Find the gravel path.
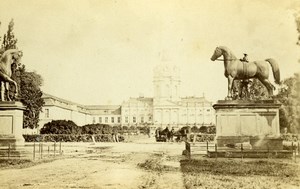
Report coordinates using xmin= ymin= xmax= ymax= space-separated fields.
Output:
xmin=0 ymin=140 xmax=186 ymax=189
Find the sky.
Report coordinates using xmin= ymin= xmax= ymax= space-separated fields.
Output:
xmin=0 ymin=0 xmax=299 ymax=105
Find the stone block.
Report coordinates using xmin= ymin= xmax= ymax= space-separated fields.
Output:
xmin=0 ymin=102 xmax=25 ymax=146
xmin=213 ymin=100 xmax=282 ymax=149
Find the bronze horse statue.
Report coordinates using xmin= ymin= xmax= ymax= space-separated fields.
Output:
xmin=0 ymin=49 xmax=22 ymax=101
xmin=210 ymin=46 xmax=280 ymax=100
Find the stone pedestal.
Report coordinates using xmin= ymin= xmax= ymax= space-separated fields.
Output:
xmin=0 ymin=102 xmax=25 ymax=148
xmin=213 ymin=100 xmax=282 ymax=150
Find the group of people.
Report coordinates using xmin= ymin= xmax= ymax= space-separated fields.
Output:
xmin=155 ymin=126 xmax=175 ymax=142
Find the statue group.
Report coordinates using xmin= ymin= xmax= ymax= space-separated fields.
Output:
xmin=210 ymin=46 xmax=284 ymax=152
xmin=210 ymin=46 xmax=280 ymax=100
xmin=0 ymin=49 xmax=22 ymax=101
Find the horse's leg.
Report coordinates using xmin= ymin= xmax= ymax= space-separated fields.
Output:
xmin=226 ymin=76 xmax=234 ymax=100
xmin=259 ymin=78 xmax=274 ymax=96
xmin=5 ymin=82 xmax=11 ymax=101
xmin=1 ymin=75 xmax=18 ymax=98
xmin=0 ymin=82 xmax=4 ymax=101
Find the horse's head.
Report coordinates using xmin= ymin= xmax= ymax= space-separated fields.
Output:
xmin=11 ymin=50 xmax=23 ymax=61
xmin=210 ymin=47 xmax=223 ymax=61
xmin=1 ymin=49 xmax=23 ymax=62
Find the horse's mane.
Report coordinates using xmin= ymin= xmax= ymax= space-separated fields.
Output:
xmin=218 ymin=46 xmax=237 ymax=59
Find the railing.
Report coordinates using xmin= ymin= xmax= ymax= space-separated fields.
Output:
xmin=0 ymin=142 xmax=63 ymax=160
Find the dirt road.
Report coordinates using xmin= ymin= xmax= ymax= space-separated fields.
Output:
xmin=0 ymin=139 xmax=187 ymax=189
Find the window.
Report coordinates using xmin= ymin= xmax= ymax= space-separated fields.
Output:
xmin=105 ymin=117 xmax=108 ymax=123
xmin=111 ymin=117 xmax=114 ymax=123
xmin=149 ymin=116 xmax=152 ymax=121
xmin=133 ymin=117 xmax=136 ymax=123
xmin=125 ymin=117 xmax=128 ymax=123
xmin=118 ymin=117 xmax=121 ymax=123
xmin=99 ymin=117 xmax=102 ymax=123
xmin=207 ymin=109 xmax=210 ymax=112
xmin=141 ymin=117 xmax=144 ymax=123
xmin=93 ymin=117 xmax=96 ymax=124
xmin=45 ymin=109 xmax=49 ymax=118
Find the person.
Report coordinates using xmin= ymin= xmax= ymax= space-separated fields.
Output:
xmin=240 ymin=53 xmax=249 ymax=63
xmin=146 ymin=127 xmax=151 ymax=138
xmin=155 ymin=127 xmax=160 ymax=141
xmin=112 ymin=129 xmax=119 ymax=142
xmin=170 ymin=127 xmax=175 ymax=142
xmin=163 ymin=126 xmax=170 ymax=142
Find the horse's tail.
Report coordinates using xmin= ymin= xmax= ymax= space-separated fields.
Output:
xmin=265 ymin=58 xmax=280 ymax=85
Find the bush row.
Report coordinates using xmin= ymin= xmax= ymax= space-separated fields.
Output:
xmin=281 ymin=134 xmax=299 ymax=142
xmin=23 ymin=134 xmax=125 ymax=142
xmin=39 ymin=120 xmax=149 ymax=135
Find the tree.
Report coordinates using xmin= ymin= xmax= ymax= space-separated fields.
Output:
xmin=295 ymin=11 xmax=300 ymax=46
xmin=1 ymin=19 xmax=17 ymax=52
xmin=275 ymin=74 xmax=300 ymax=133
xmin=0 ymin=19 xmax=44 ymax=129
xmin=15 ymin=66 xmax=45 ymax=129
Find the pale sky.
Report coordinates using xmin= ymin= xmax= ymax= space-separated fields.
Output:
xmin=0 ymin=0 xmax=299 ymax=105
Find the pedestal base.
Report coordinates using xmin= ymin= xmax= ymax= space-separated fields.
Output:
xmin=0 ymin=102 xmax=25 ymax=147
xmin=214 ymin=100 xmax=282 ymax=150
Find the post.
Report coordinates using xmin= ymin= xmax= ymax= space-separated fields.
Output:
xmin=206 ymin=141 xmax=209 ymax=154
xmin=8 ymin=144 xmax=11 ymax=159
xmin=33 ymin=141 xmax=36 ymax=160
xmin=292 ymin=142 xmax=294 ymax=161
xmin=59 ymin=141 xmax=62 ymax=155
xmin=54 ymin=141 xmax=56 ymax=157
xmin=241 ymin=143 xmax=243 ymax=161
xmin=267 ymin=144 xmax=270 ymax=159
xmin=215 ymin=144 xmax=217 ymax=160
xmin=38 ymin=142 xmax=41 ymax=159
xmin=298 ymin=142 xmax=300 ymax=155
xmin=48 ymin=145 xmax=50 ymax=155
xmin=41 ymin=142 xmax=43 ymax=159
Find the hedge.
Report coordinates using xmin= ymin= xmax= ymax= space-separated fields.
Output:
xmin=23 ymin=134 xmax=125 ymax=142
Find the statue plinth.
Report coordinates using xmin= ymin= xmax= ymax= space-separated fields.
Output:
xmin=0 ymin=101 xmax=25 ymax=147
xmin=213 ymin=100 xmax=283 ymax=150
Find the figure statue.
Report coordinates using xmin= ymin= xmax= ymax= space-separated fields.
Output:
xmin=240 ymin=53 xmax=249 ymax=63
xmin=210 ymin=46 xmax=280 ymax=100
xmin=0 ymin=49 xmax=22 ymax=101
xmin=239 ymin=53 xmax=250 ymax=99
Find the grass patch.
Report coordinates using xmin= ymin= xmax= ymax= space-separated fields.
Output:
xmin=138 ymin=154 xmax=179 ymax=172
xmin=0 ymin=158 xmax=61 ymax=170
xmin=180 ymin=159 xmax=298 ymax=177
xmin=180 ymin=159 xmax=300 ymax=189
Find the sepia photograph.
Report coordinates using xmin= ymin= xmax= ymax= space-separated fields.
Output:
xmin=0 ymin=0 xmax=299 ymax=188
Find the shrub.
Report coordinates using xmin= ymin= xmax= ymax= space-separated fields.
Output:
xmin=191 ymin=126 xmax=199 ymax=133
xmin=40 ymin=120 xmax=80 ymax=134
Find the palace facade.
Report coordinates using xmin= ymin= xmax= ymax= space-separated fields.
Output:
xmin=38 ymin=64 xmax=215 ymax=130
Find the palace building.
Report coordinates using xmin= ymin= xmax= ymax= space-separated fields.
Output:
xmin=38 ymin=64 xmax=215 ymax=130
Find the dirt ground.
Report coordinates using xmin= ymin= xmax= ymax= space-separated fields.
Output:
xmin=1 ymin=136 xmax=299 ymax=189
xmin=0 ymin=137 xmax=187 ymax=189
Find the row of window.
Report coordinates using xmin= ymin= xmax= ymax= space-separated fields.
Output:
xmin=95 ymin=117 xmax=121 ymax=124
xmin=124 ymin=116 xmax=152 ymax=123
xmin=94 ymin=116 xmax=153 ymax=124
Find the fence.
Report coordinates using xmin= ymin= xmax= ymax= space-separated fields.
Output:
xmin=0 ymin=141 xmax=63 ymax=160
xmin=185 ymin=141 xmax=300 ymax=161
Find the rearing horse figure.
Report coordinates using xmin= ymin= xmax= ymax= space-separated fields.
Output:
xmin=0 ymin=49 xmax=22 ymax=101
xmin=210 ymin=46 xmax=280 ymax=100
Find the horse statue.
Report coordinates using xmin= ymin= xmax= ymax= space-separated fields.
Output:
xmin=0 ymin=49 xmax=22 ymax=101
xmin=210 ymin=46 xmax=280 ymax=100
